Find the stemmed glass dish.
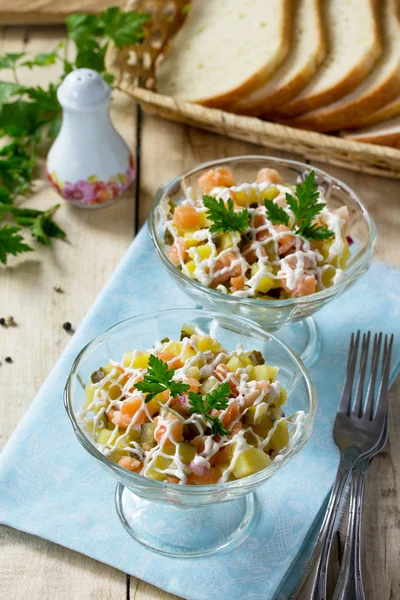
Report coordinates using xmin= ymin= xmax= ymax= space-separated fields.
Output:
xmin=149 ymin=156 xmax=376 ymax=365
xmin=65 ymin=308 xmax=317 ymax=556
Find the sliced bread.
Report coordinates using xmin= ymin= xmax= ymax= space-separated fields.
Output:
xmin=279 ymin=0 xmax=400 ymax=132
xmin=342 ymin=116 xmax=400 ymax=148
xmin=274 ymin=0 xmax=382 ymax=118
xmin=156 ymin=0 xmax=292 ymax=109
xmin=227 ymin=0 xmax=326 ymax=116
xmin=351 ymin=94 xmax=400 ymax=128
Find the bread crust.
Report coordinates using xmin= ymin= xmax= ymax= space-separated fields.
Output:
xmin=352 ymin=95 xmax=400 ymax=128
xmin=344 ymin=128 xmax=400 ymax=148
xmin=274 ymin=0 xmax=382 ymax=118
xmin=199 ymin=0 xmax=294 ymax=109
xmin=227 ymin=0 xmax=326 ymax=116
xmin=276 ymin=0 xmax=400 ymax=131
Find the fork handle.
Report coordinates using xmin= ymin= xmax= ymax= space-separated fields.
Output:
xmin=290 ymin=456 xmax=354 ymax=600
xmin=332 ymin=461 xmax=368 ymax=600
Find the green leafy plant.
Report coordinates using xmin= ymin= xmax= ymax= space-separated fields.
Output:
xmin=135 ymin=354 xmax=190 ymax=403
xmin=203 ymin=194 xmax=249 ymax=234
xmin=264 ymin=170 xmax=334 ymax=241
xmin=0 ymin=7 xmax=149 ymax=264
xmin=188 ymin=382 xmax=231 ymax=436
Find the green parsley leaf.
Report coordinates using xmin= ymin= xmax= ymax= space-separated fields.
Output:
xmin=188 ymin=382 xmax=231 ymax=437
xmin=0 ymin=142 xmax=34 ymax=196
xmin=0 ymin=81 xmax=24 ymax=106
xmin=203 ymin=195 xmax=249 ymax=234
xmin=264 ymin=199 xmax=289 ymax=227
xmin=0 ymin=225 xmax=33 ymax=264
xmin=135 ymin=354 xmax=190 ymax=403
xmin=296 ymin=222 xmax=334 ymax=241
xmin=0 ymin=186 xmax=13 ymax=205
xmin=285 ymin=171 xmax=325 ymax=225
xmin=21 ymin=51 xmax=57 ymax=69
xmin=100 ymin=8 xmax=150 ymax=48
xmin=0 ymin=53 xmax=25 ymax=70
xmin=0 ymin=204 xmax=67 ymax=246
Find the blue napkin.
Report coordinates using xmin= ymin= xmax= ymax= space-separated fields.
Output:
xmin=1 ymin=225 xmax=399 ymax=600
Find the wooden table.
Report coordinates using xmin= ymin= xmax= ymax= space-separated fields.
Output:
xmin=1 ymin=25 xmax=399 ymax=600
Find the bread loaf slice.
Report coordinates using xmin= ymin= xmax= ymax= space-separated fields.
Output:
xmin=352 ymin=95 xmax=400 ymax=128
xmin=278 ymin=0 xmax=400 ymax=132
xmin=342 ymin=116 xmax=400 ymax=148
xmin=228 ymin=0 xmax=326 ymax=116
xmin=274 ymin=0 xmax=382 ymax=118
xmin=156 ymin=0 xmax=292 ymax=109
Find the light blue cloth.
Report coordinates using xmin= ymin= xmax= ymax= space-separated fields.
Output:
xmin=1 ymin=225 xmax=399 ymax=600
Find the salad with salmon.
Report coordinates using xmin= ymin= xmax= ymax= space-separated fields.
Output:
xmin=82 ymin=326 xmax=305 ymax=484
xmin=161 ymin=167 xmax=351 ymax=299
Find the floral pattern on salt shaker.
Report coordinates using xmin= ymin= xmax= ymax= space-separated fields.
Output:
xmin=47 ymin=68 xmax=135 ymax=209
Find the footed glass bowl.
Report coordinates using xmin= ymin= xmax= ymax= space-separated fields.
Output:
xmin=149 ymin=156 xmax=376 ymax=365
xmin=65 ymin=309 xmax=317 ymax=556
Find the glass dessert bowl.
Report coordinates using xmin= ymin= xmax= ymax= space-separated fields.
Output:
xmin=149 ymin=156 xmax=376 ymax=365
xmin=65 ymin=308 xmax=317 ymax=556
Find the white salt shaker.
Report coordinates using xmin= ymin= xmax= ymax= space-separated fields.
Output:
xmin=47 ymin=68 xmax=135 ymax=209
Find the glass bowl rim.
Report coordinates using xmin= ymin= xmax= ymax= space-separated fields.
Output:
xmin=148 ymin=155 xmax=377 ymax=308
xmin=64 ymin=307 xmax=318 ymax=493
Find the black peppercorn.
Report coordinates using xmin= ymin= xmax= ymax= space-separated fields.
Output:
xmin=0 ymin=318 xmax=5 ymax=326
xmin=5 ymin=356 xmax=12 ymax=363
xmin=63 ymin=322 xmax=72 ymax=332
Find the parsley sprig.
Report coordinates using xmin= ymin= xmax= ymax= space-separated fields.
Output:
xmin=188 ymin=382 xmax=231 ymax=437
xmin=0 ymin=7 xmax=149 ymax=264
xmin=203 ymin=195 xmax=249 ymax=234
xmin=135 ymin=354 xmax=190 ymax=403
xmin=264 ymin=171 xmax=334 ymax=241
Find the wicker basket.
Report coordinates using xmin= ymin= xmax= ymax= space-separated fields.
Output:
xmin=106 ymin=0 xmax=400 ymax=180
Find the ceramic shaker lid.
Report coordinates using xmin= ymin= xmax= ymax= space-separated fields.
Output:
xmin=57 ymin=68 xmax=111 ymax=110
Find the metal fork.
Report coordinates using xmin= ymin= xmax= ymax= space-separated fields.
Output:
xmin=332 ymin=334 xmax=393 ymax=600
xmin=290 ymin=331 xmax=391 ymax=600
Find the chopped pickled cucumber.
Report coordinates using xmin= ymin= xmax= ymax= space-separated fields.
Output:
xmin=274 ymin=386 xmax=287 ymax=407
xmin=140 ymin=422 xmax=156 ymax=447
xmin=146 ymin=454 xmax=173 ymax=481
xmin=91 ymin=368 xmax=105 ymax=383
xmin=233 ymin=448 xmax=271 ymax=479
xmin=244 ymin=403 xmax=269 ymax=426
xmin=97 ymin=429 xmax=113 ymax=445
xmin=178 ymin=442 xmax=196 ymax=464
xmin=180 ymin=323 xmax=196 ymax=340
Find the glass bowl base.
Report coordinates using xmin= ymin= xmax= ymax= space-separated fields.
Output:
xmin=115 ymin=484 xmax=255 ymax=557
xmin=275 ymin=317 xmax=320 ymax=367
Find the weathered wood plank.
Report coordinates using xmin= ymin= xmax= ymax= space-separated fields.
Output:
xmin=0 ymin=25 xmax=134 ymax=600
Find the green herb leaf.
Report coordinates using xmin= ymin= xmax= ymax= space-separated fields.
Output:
xmin=0 ymin=142 xmax=34 ymax=196
xmin=0 ymin=186 xmax=13 ymax=205
xmin=188 ymin=382 xmax=231 ymax=437
xmin=0 ymin=53 xmax=25 ymax=70
xmin=0 ymin=81 xmax=25 ymax=105
xmin=0 ymin=225 xmax=33 ymax=264
xmin=264 ymin=199 xmax=289 ymax=227
xmin=285 ymin=171 xmax=325 ymax=226
xmin=100 ymin=8 xmax=150 ymax=48
xmin=203 ymin=195 xmax=249 ymax=234
xmin=21 ymin=51 xmax=57 ymax=69
xmin=296 ymin=222 xmax=334 ymax=241
xmin=135 ymin=354 xmax=190 ymax=403
xmin=29 ymin=204 xmax=67 ymax=246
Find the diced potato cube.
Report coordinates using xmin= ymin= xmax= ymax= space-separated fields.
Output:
xmin=180 ymin=323 xmax=196 ymax=339
xmin=189 ymin=243 xmax=213 ymax=261
xmin=186 ymin=366 xmax=200 ymax=379
xmin=133 ymin=353 xmax=151 ymax=369
xmin=166 ymin=341 xmax=182 ymax=356
xmin=263 ymin=420 xmax=289 ymax=453
xmin=184 ymin=260 xmax=196 ymax=276
xmin=146 ymin=454 xmax=173 ymax=481
xmin=181 ymin=346 xmax=196 ymax=363
xmin=220 ymin=233 xmax=234 ymax=250
xmin=233 ymin=448 xmax=271 ymax=479
xmin=200 ymin=375 xmax=218 ymax=395
xmin=84 ymin=384 xmax=97 ymax=408
xmin=322 ymin=265 xmax=336 ymax=288
xmin=184 ymin=232 xmax=200 ymax=247
xmin=244 ymin=403 xmax=269 ymax=426
xmin=198 ymin=211 xmax=210 ymax=228
xmin=97 ymin=429 xmax=113 ymax=445
xmin=250 ymin=263 xmax=275 ymax=293
xmin=177 ymin=441 xmax=196 ymax=464
xmin=197 ymin=336 xmax=221 ymax=353
xmin=123 ymin=352 xmax=134 ymax=367
xmin=261 ymin=186 xmax=279 ymax=201
xmin=227 ymin=355 xmax=242 ymax=372
xmin=275 ymin=386 xmax=287 ymax=407
xmin=251 ymin=364 xmax=279 ymax=382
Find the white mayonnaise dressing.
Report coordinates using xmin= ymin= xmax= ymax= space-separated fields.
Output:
xmin=81 ymin=335 xmax=308 ymax=485
xmin=162 ymin=177 xmax=349 ymax=299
